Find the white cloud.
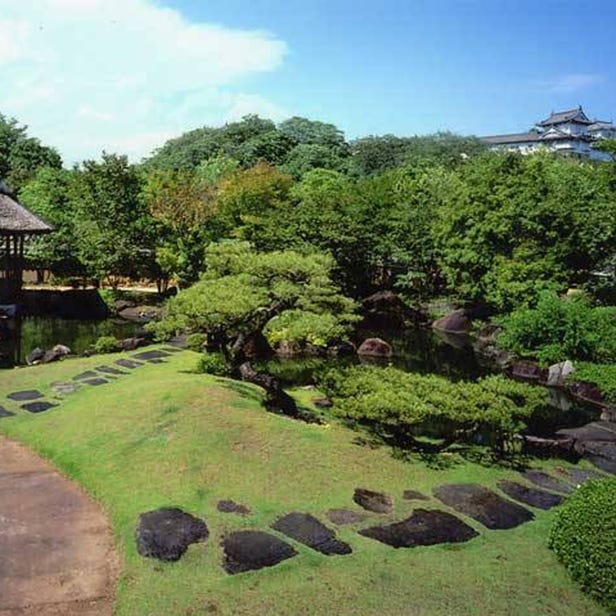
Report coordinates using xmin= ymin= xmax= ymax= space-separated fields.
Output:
xmin=542 ymin=73 xmax=605 ymax=94
xmin=0 ymin=0 xmax=289 ymax=163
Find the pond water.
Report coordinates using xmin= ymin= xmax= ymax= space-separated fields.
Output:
xmin=0 ymin=317 xmax=138 ymax=368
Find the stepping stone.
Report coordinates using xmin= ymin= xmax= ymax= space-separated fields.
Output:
xmin=217 ymin=500 xmax=251 ymax=515
xmin=403 ymin=490 xmax=429 ymax=501
xmin=7 ymin=390 xmax=44 ymax=401
xmin=147 ymin=358 xmax=167 ymax=364
xmin=73 ymin=371 xmax=99 ymax=381
xmin=434 ymin=484 xmax=534 ymax=530
xmin=326 ymin=508 xmax=367 ymax=526
xmin=51 ymin=381 xmax=80 ymax=395
xmin=163 ymin=346 xmax=183 ymax=353
xmin=222 ymin=530 xmax=297 ymax=574
xmin=497 ymin=480 xmax=564 ymax=510
xmin=96 ymin=365 xmax=126 ymax=376
xmin=132 ymin=350 xmax=171 ymax=361
xmin=115 ymin=359 xmax=143 ymax=369
xmin=353 ymin=488 xmax=393 ymax=514
xmin=520 ymin=471 xmax=575 ymax=494
xmin=555 ymin=468 xmax=605 ymax=484
xmin=82 ymin=378 xmax=108 ymax=386
xmin=136 ymin=507 xmax=208 ymax=562
xmin=586 ymin=451 xmax=616 ymax=475
xmin=21 ymin=401 xmax=58 ymax=414
xmin=0 ymin=406 xmax=15 ymax=418
xmin=271 ymin=512 xmax=352 ymax=556
xmin=359 ymin=509 xmax=479 ymax=548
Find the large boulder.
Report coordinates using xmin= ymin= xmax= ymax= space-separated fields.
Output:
xmin=121 ymin=337 xmax=146 ymax=351
xmin=136 ymin=507 xmax=208 ymax=562
xmin=357 ymin=338 xmax=393 ymax=358
xmin=547 ymin=360 xmax=575 ymax=387
xmin=432 ymin=309 xmax=471 ymax=334
xmin=26 ymin=347 xmax=45 ymax=365
xmin=361 ymin=290 xmax=425 ymax=330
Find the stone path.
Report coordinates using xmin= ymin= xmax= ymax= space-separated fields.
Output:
xmin=0 ymin=436 xmax=118 ymax=615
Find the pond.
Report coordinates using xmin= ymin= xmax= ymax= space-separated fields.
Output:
xmin=0 ymin=317 xmax=138 ymax=368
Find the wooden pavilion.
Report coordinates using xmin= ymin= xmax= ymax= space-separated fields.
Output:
xmin=0 ymin=183 xmax=52 ymax=304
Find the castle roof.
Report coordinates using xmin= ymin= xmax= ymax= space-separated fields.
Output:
xmin=538 ymin=106 xmax=593 ymax=127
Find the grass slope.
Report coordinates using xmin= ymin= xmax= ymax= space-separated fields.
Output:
xmin=0 ymin=350 xmax=607 ymax=616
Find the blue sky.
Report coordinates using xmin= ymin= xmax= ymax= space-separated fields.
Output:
xmin=1 ymin=0 xmax=615 ymax=163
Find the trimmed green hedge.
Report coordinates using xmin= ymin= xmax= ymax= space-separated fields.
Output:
xmin=548 ymin=477 xmax=616 ymax=612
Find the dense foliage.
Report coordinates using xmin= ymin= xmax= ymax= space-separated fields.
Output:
xmin=548 ymin=477 xmax=616 ymax=612
xmin=497 ymin=293 xmax=616 ymax=364
xmin=570 ymin=363 xmax=616 ymax=403
xmin=320 ymin=365 xmax=547 ymax=452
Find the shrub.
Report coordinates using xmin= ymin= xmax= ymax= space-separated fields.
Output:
xmin=196 ymin=353 xmax=229 ymax=376
xmin=319 ymin=365 xmax=547 ymax=451
xmin=93 ymin=335 xmax=121 ymax=354
xmin=497 ymin=292 xmax=616 ymax=364
xmin=187 ymin=333 xmax=207 ymax=352
xmin=548 ymin=477 xmax=616 ymax=612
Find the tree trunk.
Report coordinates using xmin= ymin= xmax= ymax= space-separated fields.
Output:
xmin=238 ymin=361 xmax=321 ymax=424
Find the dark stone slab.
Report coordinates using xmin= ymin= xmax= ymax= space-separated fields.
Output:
xmin=51 ymin=381 xmax=80 ymax=395
xmin=587 ymin=454 xmax=616 ymax=475
xmin=222 ymin=530 xmax=297 ymax=574
xmin=115 ymin=359 xmax=143 ymax=369
xmin=326 ymin=509 xmax=367 ymax=525
xmin=0 ymin=406 xmax=15 ymax=418
xmin=556 ymin=467 xmax=605 ymax=484
xmin=96 ymin=365 xmax=126 ymax=376
xmin=21 ymin=401 xmax=58 ymax=414
xmin=359 ymin=509 xmax=479 ymax=548
xmin=82 ymin=378 xmax=108 ymax=386
xmin=520 ymin=470 xmax=575 ymax=494
xmin=73 ymin=371 xmax=99 ymax=381
xmin=147 ymin=358 xmax=167 ymax=364
xmin=7 ymin=390 xmax=44 ymax=401
xmin=558 ymin=421 xmax=616 ymax=443
xmin=162 ymin=346 xmax=183 ymax=353
xmin=132 ymin=350 xmax=171 ymax=361
xmin=497 ymin=480 xmax=564 ymax=510
xmin=434 ymin=484 xmax=534 ymax=529
xmin=403 ymin=490 xmax=429 ymax=501
xmin=136 ymin=507 xmax=208 ymax=562
xmin=217 ymin=500 xmax=251 ymax=515
xmin=353 ymin=488 xmax=393 ymax=514
xmin=271 ymin=512 xmax=352 ymax=556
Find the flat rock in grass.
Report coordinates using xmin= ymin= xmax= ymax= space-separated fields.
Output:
xmin=326 ymin=509 xmax=367 ymax=525
xmin=403 ymin=490 xmax=429 ymax=501
xmin=96 ymin=365 xmax=126 ymax=376
xmin=21 ymin=401 xmax=58 ymax=414
xmin=147 ymin=358 xmax=167 ymax=364
xmin=51 ymin=381 xmax=80 ymax=395
xmin=556 ymin=467 xmax=605 ymax=484
xmin=136 ymin=507 xmax=208 ymax=562
xmin=520 ymin=471 xmax=575 ymax=494
xmin=0 ymin=406 xmax=15 ymax=418
xmin=434 ymin=484 xmax=534 ymax=529
xmin=132 ymin=350 xmax=171 ymax=361
xmin=353 ymin=488 xmax=393 ymax=514
xmin=7 ymin=390 xmax=44 ymax=401
xmin=83 ymin=378 xmax=108 ymax=386
xmin=271 ymin=512 xmax=352 ymax=556
xmin=359 ymin=509 xmax=479 ymax=548
xmin=163 ymin=346 xmax=183 ymax=353
xmin=217 ymin=500 xmax=251 ymax=515
xmin=587 ymin=453 xmax=616 ymax=475
xmin=115 ymin=358 xmax=143 ymax=369
xmin=222 ymin=530 xmax=297 ymax=574
xmin=73 ymin=370 xmax=99 ymax=381
xmin=497 ymin=480 xmax=564 ymax=510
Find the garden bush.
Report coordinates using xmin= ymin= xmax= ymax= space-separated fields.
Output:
xmin=319 ymin=365 xmax=547 ymax=451
xmin=186 ymin=333 xmax=207 ymax=352
xmin=196 ymin=352 xmax=229 ymax=376
xmin=93 ymin=335 xmax=122 ymax=354
xmin=497 ymin=292 xmax=616 ymax=364
xmin=569 ymin=362 xmax=616 ymax=403
xmin=548 ymin=477 xmax=616 ymax=612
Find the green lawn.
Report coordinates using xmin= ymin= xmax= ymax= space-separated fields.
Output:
xmin=0 ymin=349 xmax=607 ymax=616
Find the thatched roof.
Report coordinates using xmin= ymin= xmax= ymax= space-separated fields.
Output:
xmin=0 ymin=183 xmax=52 ymax=234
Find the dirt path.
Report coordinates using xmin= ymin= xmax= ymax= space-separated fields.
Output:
xmin=0 ymin=437 xmax=118 ymax=615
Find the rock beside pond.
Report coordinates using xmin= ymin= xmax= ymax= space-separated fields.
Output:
xmin=121 ymin=337 xmax=147 ymax=351
xmin=26 ymin=344 xmax=71 ymax=365
xmin=136 ymin=507 xmax=209 ymax=562
xmin=357 ymin=338 xmax=393 ymax=358
xmin=432 ymin=309 xmax=471 ymax=334
xmin=353 ymin=488 xmax=393 ymax=514
xmin=26 ymin=347 xmax=45 ymax=365
xmin=118 ymin=305 xmax=161 ymax=323
xmin=361 ymin=290 xmax=425 ymax=330
xmin=547 ymin=360 xmax=575 ymax=386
